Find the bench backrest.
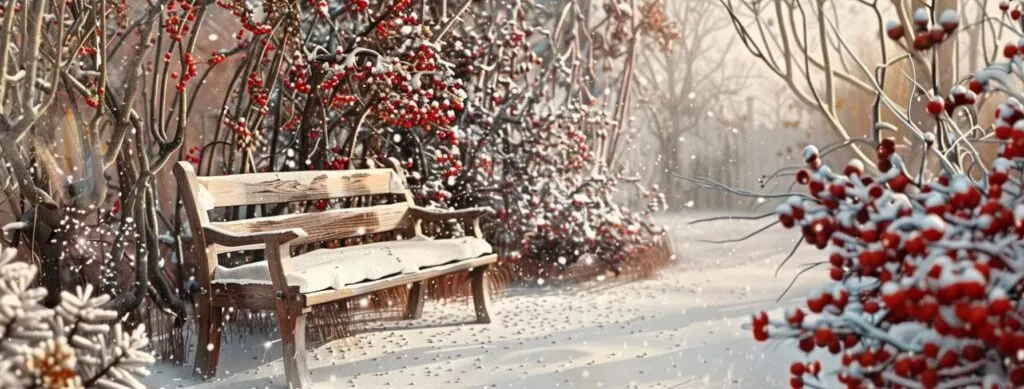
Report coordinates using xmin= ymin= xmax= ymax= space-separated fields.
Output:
xmin=188 ymin=167 xmax=411 ymax=209
xmin=173 ymin=162 xmax=416 ymax=278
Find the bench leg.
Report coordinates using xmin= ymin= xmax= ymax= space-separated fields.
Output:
xmin=405 ymin=281 xmax=426 ymax=319
xmin=193 ymin=298 xmax=223 ymax=379
xmin=470 ymin=265 xmax=492 ymax=324
xmin=277 ymin=305 xmax=312 ymax=389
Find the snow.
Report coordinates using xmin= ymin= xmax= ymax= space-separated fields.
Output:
xmin=144 ymin=212 xmax=832 ymax=388
xmin=938 ymin=10 xmax=958 ymax=25
xmin=912 ymin=8 xmax=929 ymax=24
xmin=215 ymin=237 xmax=493 ymax=293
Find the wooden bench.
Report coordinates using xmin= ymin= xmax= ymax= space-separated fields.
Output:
xmin=173 ymin=162 xmax=497 ymax=388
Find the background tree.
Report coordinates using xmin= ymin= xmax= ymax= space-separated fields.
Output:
xmin=633 ymin=0 xmax=754 ymax=208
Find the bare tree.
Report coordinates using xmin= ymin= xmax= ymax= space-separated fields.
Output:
xmin=719 ymin=0 xmax=973 ymax=169
xmin=634 ymin=0 xmax=752 ymax=207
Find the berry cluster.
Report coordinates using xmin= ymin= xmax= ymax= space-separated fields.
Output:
xmin=183 ymin=146 xmax=202 ymax=165
xmin=372 ymin=0 xmax=415 ymax=38
xmin=175 ymin=52 xmax=198 ymax=92
xmin=885 ymin=8 xmax=959 ymax=51
xmin=1001 ymin=1 xmax=1023 ymax=21
xmin=223 ymin=116 xmax=263 ymax=152
xmin=163 ymin=0 xmax=201 ymax=42
xmin=215 ymin=0 xmax=274 ymax=40
xmin=760 ymin=130 xmax=1024 ymax=389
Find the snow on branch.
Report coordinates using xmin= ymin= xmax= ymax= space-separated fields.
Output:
xmin=709 ymin=1 xmax=1024 ymax=388
xmin=0 ymin=247 xmax=154 ymax=388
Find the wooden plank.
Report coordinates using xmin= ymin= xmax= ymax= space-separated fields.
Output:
xmin=211 ymin=283 xmax=304 ymax=310
xmin=196 ymin=169 xmax=407 ymax=208
xmin=303 ymin=254 xmax=498 ymax=306
xmin=209 ymin=203 xmax=410 ymax=251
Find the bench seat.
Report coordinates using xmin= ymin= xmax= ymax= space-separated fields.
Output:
xmin=214 ymin=236 xmax=493 ymax=293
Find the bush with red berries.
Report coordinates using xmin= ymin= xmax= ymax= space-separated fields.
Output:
xmin=746 ymin=4 xmax=1024 ymax=389
xmin=757 ymin=89 xmax=1024 ymax=387
xmin=195 ymin=0 xmax=670 ymax=276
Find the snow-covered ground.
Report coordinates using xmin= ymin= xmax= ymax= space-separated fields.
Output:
xmin=146 ymin=212 xmax=829 ymax=388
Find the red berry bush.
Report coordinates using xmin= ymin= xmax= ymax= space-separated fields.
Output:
xmin=196 ymin=0 xmax=673 ymax=276
xmin=760 ymin=139 xmax=1024 ymax=388
xmin=745 ymin=4 xmax=1024 ymax=389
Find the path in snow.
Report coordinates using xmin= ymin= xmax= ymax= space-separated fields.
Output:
xmin=146 ymin=212 xmax=829 ymax=388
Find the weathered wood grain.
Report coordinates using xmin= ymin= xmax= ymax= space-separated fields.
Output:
xmin=209 ymin=203 xmax=410 ymax=251
xmin=303 ymin=254 xmax=498 ymax=306
xmin=195 ymin=169 xmax=407 ymax=209
xmin=211 ymin=283 xmax=303 ymax=311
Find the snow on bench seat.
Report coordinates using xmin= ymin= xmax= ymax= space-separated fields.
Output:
xmin=214 ymin=236 xmax=493 ymax=293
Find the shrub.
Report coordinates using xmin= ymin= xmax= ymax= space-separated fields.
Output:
xmin=0 ymin=247 xmax=154 ymax=388
xmin=197 ymin=0 xmax=671 ymax=277
xmin=746 ymin=4 xmax=1024 ymax=388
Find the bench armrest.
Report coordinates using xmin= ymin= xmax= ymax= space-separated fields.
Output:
xmin=205 ymin=225 xmax=305 ymax=299
xmin=203 ymin=225 xmax=307 ymax=248
xmin=408 ymin=206 xmax=493 ymax=238
xmin=407 ymin=206 xmax=494 ymax=222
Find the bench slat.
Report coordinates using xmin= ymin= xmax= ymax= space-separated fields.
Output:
xmin=211 ymin=284 xmax=302 ymax=310
xmin=196 ymin=169 xmax=407 ymax=209
xmin=303 ymin=254 xmax=498 ymax=306
xmin=209 ymin=255 xmax=497 ymax=309
xmin=209 ymin=203 xmax=410 ymax=252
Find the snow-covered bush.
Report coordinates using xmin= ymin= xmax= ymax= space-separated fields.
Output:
xmin=0 ymin=246 xmax=154 ymax=388
xmin=740 ymin=3 xmax=1024 ymax=388
xmin=195 ymin=0 xmax=671 ymax=276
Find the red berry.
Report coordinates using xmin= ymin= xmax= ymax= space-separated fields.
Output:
xmin=813 ymin=327 xmax=832 ymax=346
xmin=753 ymin=327 xmax=769 ymax=341
xmin=779 ymin=214 xmax=795 ymax=228
xmin=1005 ymin=44 xmax=1019 ymax=58
xmin=926 ymin=98 xmax=945 ymax=115
xmin=913 ymin=33 xmax=932 ymax=50
xmin=893 ymin=357 xmax=912 ymax=376
xmin=799 ymin=336 xmax=814 ymax=353
xmin=886 ymin=22 xmax=905 ymax=41
xmin=889 ymin=174 xmax=910 ymax=193
xmin=921 ymin=368 xmax=939 ymax=388
xmin=997 ymin=123 xmax=1013 ymax=139
xmin=991 ymin=295 xmax=1012 ymax=315
xmin=969 ymin=79 xmax=985 ymax=93
xmin=789 ymin=362 xmax=806 ymax=376
xmin=829 ymin=253 xmax=844 ymax=267
xmin=807 ymin=361 xmax=820 ymax=376
xmin=830 ymin=266 xmax=844 ymax=281
xmin=790 ymin=378 xmax=803 ymax=389
xmin=1011 ymin=367 xmax=1024 ymax=385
